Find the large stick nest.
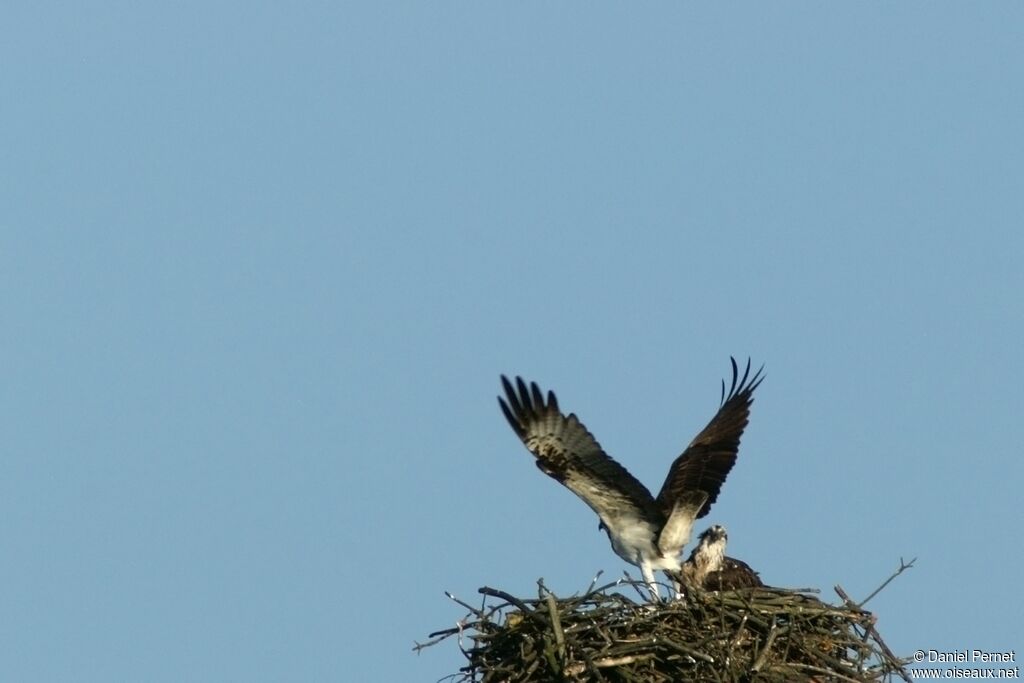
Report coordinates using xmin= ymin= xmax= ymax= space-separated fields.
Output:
xmin=419 ymin=578 xmax=910 ymax=682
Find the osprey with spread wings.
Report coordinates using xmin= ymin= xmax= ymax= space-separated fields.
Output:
xmin=498 ymin=358 xmax=763 ymax=600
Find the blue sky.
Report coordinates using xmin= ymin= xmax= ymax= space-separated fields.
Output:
xmin=2 ymin=3 xmax=1021 ymax=681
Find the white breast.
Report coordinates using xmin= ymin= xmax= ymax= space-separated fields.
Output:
xmin=603 ymin=514 xmax=681 ymax=571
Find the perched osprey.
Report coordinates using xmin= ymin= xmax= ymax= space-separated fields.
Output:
xmin=681 ymin=524 xmax=763 ymax=591
xmin=498 ymin=358 xmax=763 ymax=600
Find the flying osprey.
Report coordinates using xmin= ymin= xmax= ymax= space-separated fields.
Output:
xmin=681 ymin=524 xmax=763 ymax=591
xmin=498 ymin=357 xmax=763 ymax=600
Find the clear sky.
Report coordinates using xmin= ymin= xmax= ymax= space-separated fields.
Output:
xmin=2 ymin=3 xmax=1021 ymax=681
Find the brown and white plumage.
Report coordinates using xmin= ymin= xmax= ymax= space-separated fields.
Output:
xmin=498 ymin=358 xmax=763 ymax=600
xmin=682 ymin=524 xmax=763 ymax=591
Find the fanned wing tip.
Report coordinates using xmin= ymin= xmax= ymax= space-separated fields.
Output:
xmin=499 ymin=374 xmax=561 ymax=438
xmin=722 ymin=356 xmax=765 ymax=405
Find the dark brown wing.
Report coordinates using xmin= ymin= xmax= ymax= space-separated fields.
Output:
xmin=704 ymin=556 xmax=763 ymax=590
xmin=654 ymin=357 xmax=764 ymax=519
xmin=498 ymin=375 xmax=660 ymax=525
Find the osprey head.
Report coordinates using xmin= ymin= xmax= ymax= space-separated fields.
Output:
xmin=699 ymin=524 xmax=728 ymax=546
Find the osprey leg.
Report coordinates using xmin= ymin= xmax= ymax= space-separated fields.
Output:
xmin=640 ymin=560 xmax=662 ymax=601
xmin=671 ymin=574 xmax=685 ymax=601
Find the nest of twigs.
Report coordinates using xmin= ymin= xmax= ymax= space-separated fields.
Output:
xmin=418 ymin=576 xmax=910 ymax=682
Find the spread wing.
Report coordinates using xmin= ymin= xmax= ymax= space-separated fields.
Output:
xmin=655 ymin=357 xmax=764 ymax=519
xmin=498 ymin=375 xmax=660 ymax=527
